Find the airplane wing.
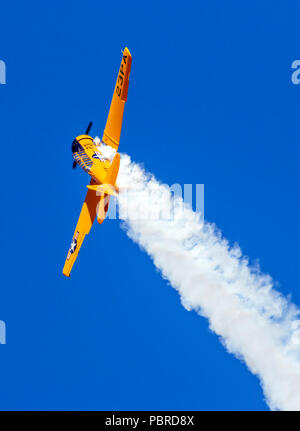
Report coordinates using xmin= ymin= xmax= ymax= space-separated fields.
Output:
xmin=102 ymin=47 xmax=132 ymax=150
xmin=63 ymin=185 xmax=99 ymax=277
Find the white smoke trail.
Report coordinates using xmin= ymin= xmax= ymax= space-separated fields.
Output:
xmin=94 ymin=137 xmax=116 ymax=161
xmin=116 ymin=153 xmax=300 ymax=411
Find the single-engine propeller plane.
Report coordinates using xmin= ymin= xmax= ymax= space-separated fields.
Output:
xmin=63 ymin=47 xmax=132 ymax=277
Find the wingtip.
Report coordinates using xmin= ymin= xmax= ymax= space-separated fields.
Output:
xmin=123 ymin=47 xmax=132 ymax=57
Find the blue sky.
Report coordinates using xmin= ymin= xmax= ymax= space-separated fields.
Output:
xmin=1 ymin=0 xmax=300 ymax=410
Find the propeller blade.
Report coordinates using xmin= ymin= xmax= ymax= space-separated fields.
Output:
xmin=85 ymin=121 xmax=93 ymax=135
xmin=72 ymin=161 xmax=77 ymax=169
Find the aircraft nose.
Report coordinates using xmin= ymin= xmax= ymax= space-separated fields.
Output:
xmin=72 ymin=139 xmax=79 ymax=153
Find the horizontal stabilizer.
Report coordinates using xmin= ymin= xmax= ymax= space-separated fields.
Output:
xmin=87 ymin=184 xmax=118 ymax=196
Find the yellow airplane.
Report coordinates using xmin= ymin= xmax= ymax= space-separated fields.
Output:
xmin=63 ymin=47 xmax=132 ymax=277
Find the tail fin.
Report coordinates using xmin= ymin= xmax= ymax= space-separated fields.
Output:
xmin=106 ymin=152 xmax=120 ymax=186
xmin=87 ymin=184 xmax=117 ymax=196
xmin=86 ymin=153 xmax=120 ymax=196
